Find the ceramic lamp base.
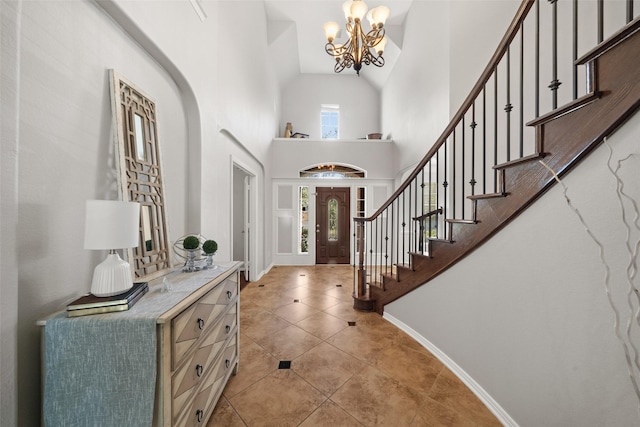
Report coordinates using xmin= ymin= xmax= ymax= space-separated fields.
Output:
xmin=90 ymin=252 xmax=134 ymax=297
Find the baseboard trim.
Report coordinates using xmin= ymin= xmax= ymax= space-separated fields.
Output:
xmin=253 ymin=263 xmax=274 ymax=282
xmin=383 ymin=313 xmax=518 ymax=427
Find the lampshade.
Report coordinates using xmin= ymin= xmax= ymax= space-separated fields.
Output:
xmin=84 ymin=200 xmax=140 ymax=250
xmin=324 ymin=21 xmax=340 ymax=42
xmin=371 ymin=6 xmax=389 ymax=26
xmin=350 ymin=0 xmax=368 ymax=21
xmin=375 ymin=36 xmax=387 ymax=55
xmin=84 ymin=200 xmax=140 ymax=297
xmin=342 ymin=1 xmax=352 ymax=21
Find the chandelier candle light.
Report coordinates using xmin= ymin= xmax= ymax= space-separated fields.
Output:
xmin=324 ymin=0 xmax=389 ymax=75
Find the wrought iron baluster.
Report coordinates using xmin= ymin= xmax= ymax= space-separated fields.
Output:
xmin=443 ymin=139 xmax=448 ymax=241
xmin=482 ymin=86 xmax=487 ymax=194
xmin=412 ymin=179 xmax=417 ymax=254
xmin=519 ymin=24 xmax=524 ymax=158
xmin=428 ymin=159 xmax=433 ymax=239
xmin=470 ymin=104 xmax=477 ymax=197
xmin=505 ymin=46 xmax=513 ymax=161
xmin=368 ymin=217 xmax=379 ymax=288
xmin=461 ymin=116 xmax=466 ymax=218
xmin=493 ymin=70 xmax=499 ymax=193
xmin=535 ymin=0 xmax=540 ymax=118
xmin=452 ymin=128 xmax=457 ymax=221
xmin=549 ymin=0 xmax=561 ymax=109
xmin=401 ymin=191 xmax=405 ymax=267
xmin=573 ymin=0 xmax=578 ymax=100
xmin=384 ymin=199 xmax=397 ymax=274
xmin=597 ymin=0 xmax=604 ymax=43
xmin=436 ymin=149 xmax=440 ymax=240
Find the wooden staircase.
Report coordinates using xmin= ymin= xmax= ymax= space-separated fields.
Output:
xmin=357 ymin=15 xmax=640 ymax=314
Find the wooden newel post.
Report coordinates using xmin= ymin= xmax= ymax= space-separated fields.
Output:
xmin=353 ymin=218 xmax=374 ymax=311
xmin=356 ymin=220 xmax=366 ymax=297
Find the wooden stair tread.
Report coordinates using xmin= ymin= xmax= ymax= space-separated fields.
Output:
xmin=428 ymin=238 xmax=454 ymax=244
xmin=445 ymin=219 xmax=477 ymax=225
xmin=527 ymin=92 xmax=600 ymax=126
xmin=468 ymin=192 xmax=508 ymax=200
xmin=494 ymin=152 xmax=546 ymax=170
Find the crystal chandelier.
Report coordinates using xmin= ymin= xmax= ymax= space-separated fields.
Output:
xmin=323 ymin=0 xmax=389 ymax=76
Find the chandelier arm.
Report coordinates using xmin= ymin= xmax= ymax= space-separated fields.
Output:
xmin=364 ymin=27 xmax=385 ymax=48
xmin=367 ymin=54 xmax=385 ymax=68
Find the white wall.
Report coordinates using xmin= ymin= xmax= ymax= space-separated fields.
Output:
xmin=271 ymin=138 xmax=395 ymax=180
xmin=110 ymin=0 xmax=278 ymax=271
xmin=448 ymin=0 xmax=520 ymax=115
xmin=1 ymin=2 xmax=20 ymax=424
xmin=386 ymin=111 xmax=640 ymax=426
xmin=281 ymin=74 xmax=380 ymax=140
xmin=1 ymin=0 xmax=279 ymax=425
xmin=381 ymin=0 xmax=451 ymax=175
xmin=8 ymin=3 xmax=188 ymax=425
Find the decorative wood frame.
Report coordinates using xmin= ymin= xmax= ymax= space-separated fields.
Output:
xmin=109 ymin=70 xmax=172 ymax=280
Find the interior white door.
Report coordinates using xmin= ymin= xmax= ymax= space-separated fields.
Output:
xmin=244 ymin=175 xmax=250 ymax=281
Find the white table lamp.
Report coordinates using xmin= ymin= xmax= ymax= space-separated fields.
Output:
xmin=84 ymin=200 xmax=140 ymax=297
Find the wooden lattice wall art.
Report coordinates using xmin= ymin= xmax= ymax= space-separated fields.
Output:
xmin=109 ymin=70 xmax=171 ymax=280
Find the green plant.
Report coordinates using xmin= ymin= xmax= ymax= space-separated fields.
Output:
xmin=202 ymin=239 xmax=218 ymax=254
xmin=183 ymin=235 xmax=200 ymax=250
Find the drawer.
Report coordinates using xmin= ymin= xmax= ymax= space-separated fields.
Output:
xmin=171 ymin=318 xmax=237 ymax=422
xmin=171 ymin=343 xmax=218 ymax=419
xmin=173 ymin=336 xmax=238 ymax=427
xmin=176 ymin=383 xmax=214 ymax=427
xmin=172 ymin=277 xmax=238 ymax=368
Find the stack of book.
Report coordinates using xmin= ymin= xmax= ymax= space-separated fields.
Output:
xmin=66 ymin=282 xmax=149 ymax=317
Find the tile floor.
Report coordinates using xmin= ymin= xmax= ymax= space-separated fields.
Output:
xmin=209 ymin=265 xmax=501 ymax=426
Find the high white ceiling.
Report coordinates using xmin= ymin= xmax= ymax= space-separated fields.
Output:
xmin=264 ymin=0 xmax=413 ymax=89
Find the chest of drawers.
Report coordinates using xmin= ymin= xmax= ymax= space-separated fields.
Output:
xmin=41 ymin=262 xmax=241 ymax=427
xmin=155 ymin=264 xmax=240 ymax=426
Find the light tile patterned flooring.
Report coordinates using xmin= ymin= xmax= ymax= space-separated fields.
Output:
xmin=209 ymin=265 xmax=501 ymax=426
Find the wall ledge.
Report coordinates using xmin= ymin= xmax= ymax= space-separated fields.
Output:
xmin=272 ymin=138 xmax=393 ymax=144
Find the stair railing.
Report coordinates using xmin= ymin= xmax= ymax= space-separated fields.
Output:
xmin=354 ymin=0 xmax=639 ymax=300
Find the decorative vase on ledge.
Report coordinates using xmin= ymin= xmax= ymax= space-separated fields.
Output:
xmin=184 ymin=249 xmax=198 ymax=272
xmin=205 ymin=253 xmax=214 ymax=269
xmin=202 ymin=239 xmax=218 ymax=270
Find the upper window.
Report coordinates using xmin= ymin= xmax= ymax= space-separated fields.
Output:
xmin=321 ymin=104 xmax=339 ymax=139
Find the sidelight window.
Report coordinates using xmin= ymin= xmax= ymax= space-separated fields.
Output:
xmin=299 ymin=186 xmax=309 ymax=253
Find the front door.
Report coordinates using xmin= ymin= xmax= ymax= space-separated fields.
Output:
xmin=316 ymin=187 xmax=350 ymax=264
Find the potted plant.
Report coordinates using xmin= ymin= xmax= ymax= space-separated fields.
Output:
xmin=182 ymin=235 xmax=200 ymax=272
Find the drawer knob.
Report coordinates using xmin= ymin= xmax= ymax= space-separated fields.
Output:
xmin=197 ymin=318 xmax=205 ymax=330
xmin=195 ymin=364 xmax=203 ymax=377
xmin=226 ymin=290 xmax=232 ymax=299
xmin=225 ymin=359 xmax=230 ymax=369
xmin=196 ymin=409 xmax=203 ymax=423
xmin=225 ymin=325 xmax=231 ymax=334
